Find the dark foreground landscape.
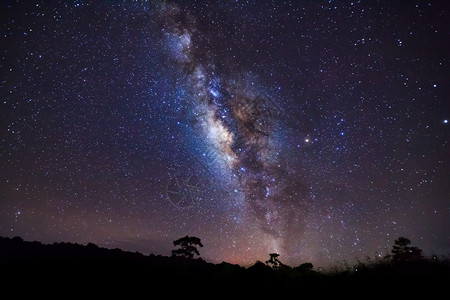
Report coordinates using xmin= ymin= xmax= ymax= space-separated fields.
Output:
xmin=1 ymin=236 xmax=449 ymax=296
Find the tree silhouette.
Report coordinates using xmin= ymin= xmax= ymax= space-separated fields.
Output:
xmin=295 ymin=262 xmax=314 ymax=274
xmin=391 ymin=237 xmax=423 ymax=262
xmin=171 ymin=236 xmax=203 ymax=259
xmin=265 ymin=253 xmax=282 ymax=269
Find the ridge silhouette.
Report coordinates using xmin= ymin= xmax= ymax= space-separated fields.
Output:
xmin=0 ymin=236 xmax=448 ymax=296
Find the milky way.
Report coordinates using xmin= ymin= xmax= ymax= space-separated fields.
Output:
xmin=159 ymin=2 xmax=310 ymax=257
xmin=1 ymin=1 xmax=448 ymax=267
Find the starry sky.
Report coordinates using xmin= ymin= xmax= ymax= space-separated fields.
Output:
xmin=1 ymin=1 xmax=449 ymax=267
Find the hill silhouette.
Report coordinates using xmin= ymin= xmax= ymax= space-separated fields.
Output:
xmin=1 ymin=236 xmax=448 ymax=296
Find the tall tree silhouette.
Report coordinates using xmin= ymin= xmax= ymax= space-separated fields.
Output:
xmin=391 ymin=237 xmax=423 ymax=262
xmin=171 ymin=236 xmax=203 ymax=259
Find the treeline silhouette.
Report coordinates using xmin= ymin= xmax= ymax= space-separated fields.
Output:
xmin=1 ymin=236 xmax=448 ymax=296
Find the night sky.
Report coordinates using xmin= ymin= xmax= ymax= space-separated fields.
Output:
xmin=1 ymin=1 xmax=449 ymax=267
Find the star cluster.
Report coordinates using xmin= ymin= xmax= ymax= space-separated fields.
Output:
xmin=1 ymin=1 xmax=449 ymax=267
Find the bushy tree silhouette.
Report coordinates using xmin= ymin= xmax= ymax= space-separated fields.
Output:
xmin=265 ymin=253 xmax=283 ymax=269
xmin=171 ymin=235 xmax=203 ymax=259
xmin=295 ymin=262 xmax=314 ymax=274
xmin=391 ymin=237 xmax=423 ymax=262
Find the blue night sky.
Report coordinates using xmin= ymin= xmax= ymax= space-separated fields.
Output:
xmin=1 ymin=1 xmax=449 ymax=267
